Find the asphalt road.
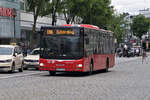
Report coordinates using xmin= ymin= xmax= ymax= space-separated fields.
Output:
xmin=0 ymin=56 xmax=150 ymax=100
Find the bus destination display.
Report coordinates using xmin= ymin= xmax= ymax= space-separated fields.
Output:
xmin=46 ymin=29 xmax=74 ymax=35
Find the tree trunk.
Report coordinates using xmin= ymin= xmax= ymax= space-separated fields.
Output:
xmin=52 ymin=14 xmax=56 ymax=26
xmin=30 ymin=14 xmax=38 ymax=49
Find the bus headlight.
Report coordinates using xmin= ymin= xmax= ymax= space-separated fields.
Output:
xmin=77 ymin=64 xmax=83 ymax=68
xmin=40 ymin=63 xmax=45 ymax=66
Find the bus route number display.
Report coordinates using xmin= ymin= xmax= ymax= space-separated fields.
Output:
xmin=47 ymin=30 xmax=54 ymax=35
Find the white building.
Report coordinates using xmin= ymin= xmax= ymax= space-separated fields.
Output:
xmin=139 ymin=8 xmax=150 ymax=18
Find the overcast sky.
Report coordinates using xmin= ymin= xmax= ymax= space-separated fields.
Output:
xmin=111 ymin=0 xmax=150 ymax=15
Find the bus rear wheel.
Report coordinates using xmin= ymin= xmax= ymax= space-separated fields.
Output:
xmin=88 ymin=63 xmax=93 ymax=75
xmin=49 ymin=71 xmax=56 ymax=76
xmin=105 ymin=59 xmax=109 ymax=72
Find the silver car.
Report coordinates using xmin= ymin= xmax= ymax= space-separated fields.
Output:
xmin=24 ymin=48 xmax=40 ymax=70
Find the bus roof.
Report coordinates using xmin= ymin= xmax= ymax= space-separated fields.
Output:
xmin=41 ymin=24 xmax=113 ymax=34
xmin=41 ymin=24 xmax=99 ymax=30
xmin=62 ymin=24 xmax=100 ymax=30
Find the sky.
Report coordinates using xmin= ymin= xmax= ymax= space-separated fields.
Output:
xmin=111 ymin=0 xmax=150 ymax=15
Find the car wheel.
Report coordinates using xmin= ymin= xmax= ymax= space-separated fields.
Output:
xmin=19 ymin=63 xmax=23 ymax=72
xmin=23 ymin=67 xmax=28 ymax=70
xmin=10 ymin=63 xmax=15 ymax=73
xmin=35 ymin=67 xmax=39 ymax=70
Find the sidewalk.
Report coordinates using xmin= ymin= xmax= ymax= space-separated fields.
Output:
xmin=115 ymin=57 xmax=140 ymax=65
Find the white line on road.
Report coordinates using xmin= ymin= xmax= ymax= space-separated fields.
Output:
xmin=0 ymin=72 xmax=46 ymax=79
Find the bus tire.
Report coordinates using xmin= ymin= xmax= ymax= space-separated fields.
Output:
xmin=89 ymin=62 xmax=93 ymax=75
xmin=105 ymin=58 xmax=109 ymax=72
xmin=49 ymin=71 xmax=56 ymax=76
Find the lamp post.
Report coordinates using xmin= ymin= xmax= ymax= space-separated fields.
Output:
xmin=12 ymin=8 xmax=17 ymax=43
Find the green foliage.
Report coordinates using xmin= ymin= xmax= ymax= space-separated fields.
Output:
xmin=61 ymin=0 xmax=83 ymax=24
xmin=41 ymin=0 xmax=63 ymax=25
xmin=108 ymin=14 xmax=127 ymax=43
xmin=131 ymin=15 xmax=150 ymax=38
xmin=26 ymin=0 xmax=49 ymax=48
xmin=78 ymin=0 xmax=113 ymax=28
xmin=61 ymin=0 xmax=113 ymax=26
xmin=25 ymin=0 xmax=115 ymax=46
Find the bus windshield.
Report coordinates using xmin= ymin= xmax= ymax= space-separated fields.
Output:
xmin=41 ymin=35 xmax=83 ymax=59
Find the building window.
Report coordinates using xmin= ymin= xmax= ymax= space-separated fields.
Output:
xmin=20 ymin=1 xmax=25 ymax=11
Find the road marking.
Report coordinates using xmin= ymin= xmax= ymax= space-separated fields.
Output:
xmin=0 ymin=72 xmax=45 ymax=79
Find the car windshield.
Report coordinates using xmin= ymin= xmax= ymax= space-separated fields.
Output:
xmin=30 ymin=50 xmax=40 ymax=55
xmin=0 ymin=47 xmax=13 ymax=55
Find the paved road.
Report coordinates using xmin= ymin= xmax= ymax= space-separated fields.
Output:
xmin=0 ymin=56 xmax=150 ymax=100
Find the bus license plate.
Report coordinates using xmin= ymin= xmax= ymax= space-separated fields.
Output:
xmin=56 ymin=68 xmax=65 ymax=71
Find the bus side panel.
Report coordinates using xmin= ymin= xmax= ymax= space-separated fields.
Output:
xmin=93 ymin=54 xmax=105 ymax=70
xmin=109 ymin=54 xmax=115 ymax=68
xmin=93 ymin=54 xmax=115 ymax=71
xmin=83 ymin=57 xmax=90 ymax=72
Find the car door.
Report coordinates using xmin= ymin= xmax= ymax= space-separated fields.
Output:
xmin=17 ymin=47 xmax=23 ymax=67
xmin=14 ymin=47 xmax=19 ymax=68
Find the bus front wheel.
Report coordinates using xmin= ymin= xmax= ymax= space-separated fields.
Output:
xmin=49 ymin=71 xmax=56 ymax=76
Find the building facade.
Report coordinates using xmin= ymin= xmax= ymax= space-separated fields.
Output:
xmin=0 ymin=0 xmax=67 ymax=46
xmin=0 ymin=0 xmax=20 ymax=44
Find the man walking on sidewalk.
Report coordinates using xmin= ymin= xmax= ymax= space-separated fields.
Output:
xmin=142 ymin=50 xmax=148 ymax=64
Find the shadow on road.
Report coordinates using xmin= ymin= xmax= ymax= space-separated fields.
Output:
xmin=39 ymin=70 xmax=113 ymax=77
xmin=0 ymin=71 xmax=17 ymax=74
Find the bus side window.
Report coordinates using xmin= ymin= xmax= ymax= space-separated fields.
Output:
xmin=85 ymin=38 xmax=89 ymax=44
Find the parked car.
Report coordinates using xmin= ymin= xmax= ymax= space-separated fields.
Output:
xmin=0 ymin=45 xmax=24 ymax=72
xmin=24 ymin=48 xmax=40 ymax=70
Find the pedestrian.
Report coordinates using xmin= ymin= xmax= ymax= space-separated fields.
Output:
xmin=142 ymin=49 xmax=148 ymax=64
xmin=27 ymin=48 xmax=31 ymax=54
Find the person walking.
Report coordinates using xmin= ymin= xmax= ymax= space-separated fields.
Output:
xmin=142 ymin=49 xmax=148 ymax=64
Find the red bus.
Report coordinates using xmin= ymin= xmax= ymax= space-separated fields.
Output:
xmin=39 ymin=24 xmax=115 ymax=75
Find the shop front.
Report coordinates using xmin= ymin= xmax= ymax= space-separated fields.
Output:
xmin=0 ymin=0 xmax=20 ymax=44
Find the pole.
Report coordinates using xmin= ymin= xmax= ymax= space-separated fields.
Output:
xmin=12 ymin=8 xmax=16 ymax=43
xmin=13 ymin=16 xmax=16 ymax=43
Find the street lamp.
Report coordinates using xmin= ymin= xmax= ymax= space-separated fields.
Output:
xmin=12 ymin=8 xmax=17 ymax=43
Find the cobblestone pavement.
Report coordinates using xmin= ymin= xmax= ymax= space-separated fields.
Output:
xmin=0 ymin=56 xmax=150 ymax=100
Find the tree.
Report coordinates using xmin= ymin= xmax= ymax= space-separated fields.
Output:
xmin=61 ymin=0 xmax=113 ymax=26
xmin=131 ymin=15 xmax=150 ymax=38
xmin=26 ymin=0 xmax=49 ymax=48
xmin=79 ymin=0 xmax=113 ymax=28
xmin=61 ymin=0 xmax=82 ymax=24
xmin=41 ymin=0 xmax=63 ymax=26
xmin=108 ymin=14 xmax=127 ymax=43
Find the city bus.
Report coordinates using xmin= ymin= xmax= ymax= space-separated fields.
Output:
xmin=39 ymin=24 xmax=115 ymax=75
